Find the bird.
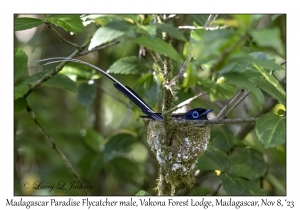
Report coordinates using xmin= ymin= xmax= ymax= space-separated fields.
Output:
xmin=37 ymin=57 xmax=212 ymax=121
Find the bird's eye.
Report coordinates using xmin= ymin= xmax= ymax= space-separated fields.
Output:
xmin=192 ymin=111 xmax=199 ymax=119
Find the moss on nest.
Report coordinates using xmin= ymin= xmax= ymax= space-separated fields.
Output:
xmin=147 ymin=120 xmax=211 ymax=187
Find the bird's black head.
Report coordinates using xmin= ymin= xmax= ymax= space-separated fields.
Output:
xmin=183 ymin=108 xmax=212 ymax=120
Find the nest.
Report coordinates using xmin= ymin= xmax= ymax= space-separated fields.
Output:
xmin=147 ymin=120 xmax=211 ymax=187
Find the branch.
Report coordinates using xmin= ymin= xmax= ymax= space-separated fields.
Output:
xmin=161 ymin=33 xmax=175 ymax=196
xmin=216 ymin=89 xmax=245 ymax=119
xmin=26 ymin=105 xmax=89 ymax=195
xmin=178 ymin=26 xmax=205 ymax=30
xmin=170 ymin=55 xmax=192 ymax=86
xmin=211 ymin=183 xmax=222 ymax=196
xmin=204 ymin=14 xmax=218 ymax=28
xmin=24 ymin=38 xmax=92 ymax=98
xmin=24 ymin=35 xmax=118 ymax=99
xmin=45 ymin=22 xmax=82 ymax=49
xmin=222 ymin=90 xmax=251 ymax=118
xmin=178 ymin=25 xmax=228 ymax=30
xmin=78 ymin=41 xmax=120 ymax=56
xmin=147 ymin=49 xmax=164 ymax=73
xmin=176 ymin=118 xmax=257 ymax=126
xmin=163 ymin=14 xmax=177 ymax=21
xmin=165 ymin=91 xmax=207 ymax=115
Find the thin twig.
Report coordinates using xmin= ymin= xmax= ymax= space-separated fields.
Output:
xmin=26 ymin=105 xmax=89 ymax=195
xmin=165 ymin=91 xmax=207 ymax=115
xmin=204 ymin=14 xmax=218 ymax=28
xmin=280 ymin=60 xmax=286 ymax=66
xmin=216 ymin=89 xmax=245 ymax=119
xmin=24 ymin=38 xmax=92 ymax=98
xmin=163 ymin=14 xmax=177 ymax=21
xmin=178 ymin=26 xmax=205 ymax=30
xmin=170 ymin=55 xmax=192 ymax=86
xmin=147 ymin=49 xmax=164 ymax=73
xmin=178 ymin=25 xmax=227 ymax=30
xmin=46 ymin=22 xmax=82 ymax=49
xmin=222 ymin=90 xmax=251 ymax=118
xmin=211 ymin=182 xmax=222 ymax=196
xmin=78 ymin=41 xmax=120 ymax=56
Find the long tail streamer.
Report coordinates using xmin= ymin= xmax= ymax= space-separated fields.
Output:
xmin=37 ymin=57 xmax=163 ymax=120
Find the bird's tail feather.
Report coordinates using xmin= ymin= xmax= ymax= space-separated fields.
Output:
xmin=113 ymin=83 xmax=152 ymax=113
xmin=36 ymin=57 xmax=163 ymax=120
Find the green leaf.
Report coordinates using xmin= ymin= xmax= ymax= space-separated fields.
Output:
xmin=14 ymin=84 xmax=29 ymax=99
xmin=60 ymin=64 xmax=93 ymax=80
xmin=221 ymin=52 xmax=283 ymax=78
xmin=106 ymin=157 xmax=140 ymax=182
xmin=223 ymin=72 xmax=264 ymax=110
xmin=84 ymin=128 xmax=104 ymax=153
xmin=248 ymin=52 xmax=283 ymax=71
xmin=89 ymin=21 xmax=134 ymax=50
xmin=139 ymin=25 xmax=157 ymax=38
xmin=14 ymin=48 xmax=28 ymax=82
xmin=197 ymin=79 xmax=237 ymax=102
xmin=85 ymin=15 xmax=120 ymax=25
xmin=23 ymin=71 xmax=77 ymax=93
xmin=182 ymin=63 xmax=198 ymax=88
xmin=219 ymin=59 xmax=260 ymax=78
xmin=266 ymin=173 xmax=286 ymax=195
xmin=136 ymin=190 xmax=151 ymax=196
xmin=209 ymin=128 xmax=239 ymax=152
xmin=135 ymin=73 xmax=153 ymax=86
xmin=192 ymin=15 xmax=210 ymax=26
xmin=228 ymin=164 xmax=260 ymax=180
xmin=134 ymin=74 xmax=161 ymax=108
xmin=14 ymin=98 xmax=27 ymax=114
xmin=108 ymin=56 xmax=150 ymax=74
xmin=14 ymin=17 xmax=44 ymax=31
xmin=45 ymin=74 xmax=77 ymax=93
xmin=255 ymin=79 xmax=286 ymax=107
xmin=254 ymin=64 xmax=286 ymax=97
xmin=251 ymin=51 xmax=274 ymax=61
xmin=135 ymin=37 xmax=183 ymax=62
xmin=255 ymin=113 xmax=286 ymax=148
xmin=228 ymin=148 xmax=267 ymax=178
xmin=221 ymin=173 xmax=266 ymax=195
xmin=46 ymin=15 xmax=84 ymax=34
xmin=104 ymin=133 xmax=136 ymax=162
xmin=190 ymin=29 xmax=236 ymax=60
xmin=233 ymin=15 xmax=252 ymax=27
xmin=156 ymin=24 xmax=187 ymax=41
xmin=251 ymin=27 xmax=284 ymax=55
xmin=145 ymin=79 xmax=161 ymax=108
xmin=77 ymin=154 xmax=103 ymax=178
xmin=77 ymin=82 xmax=96 ymax=107
xmin=197 ymin=146 xmax=228 ymax=171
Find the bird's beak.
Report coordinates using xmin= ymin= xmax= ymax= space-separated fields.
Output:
xmin=201 ymin=109 xmax=213 ymax=116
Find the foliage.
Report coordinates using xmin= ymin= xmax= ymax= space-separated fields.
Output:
xmin=14 ymin=14 xmax=286 ymax=196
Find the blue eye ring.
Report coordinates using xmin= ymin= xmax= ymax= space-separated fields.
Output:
xmin=192 ymin=111 xmax=199 ymax=119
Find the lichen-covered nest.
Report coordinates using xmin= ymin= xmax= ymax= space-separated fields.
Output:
xmin=147 ymin=120 xmax=211 ymax=187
